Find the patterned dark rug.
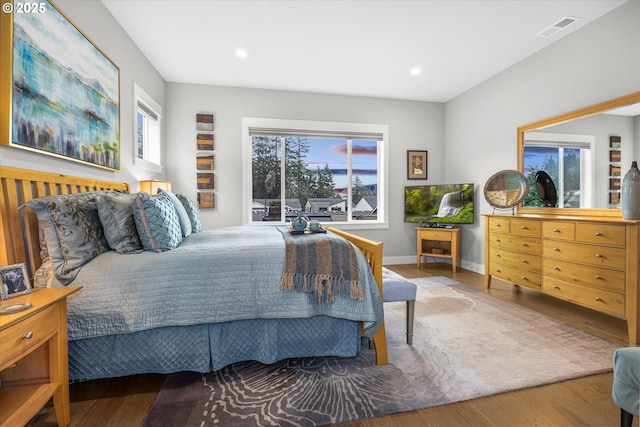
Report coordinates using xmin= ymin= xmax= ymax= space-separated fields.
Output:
xmin=143 ymin=276 xmax=618 ymax=427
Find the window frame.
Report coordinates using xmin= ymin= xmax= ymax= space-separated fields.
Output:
xmin=133 ymin=83 xmax=163 ymax=173
xmin=242 ymin=117 xmax=389 ymax=229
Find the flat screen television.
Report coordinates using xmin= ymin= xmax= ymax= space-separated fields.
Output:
xmin=404 ymin=183 xmax=475 ymax=224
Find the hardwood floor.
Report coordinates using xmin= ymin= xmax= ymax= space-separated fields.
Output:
xmin=31 ymin=264 xmax=637 ymax=427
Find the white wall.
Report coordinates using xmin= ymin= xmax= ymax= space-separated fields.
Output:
xmin=445 ymin=0 xmax=640 ymax=272
xmin=165 ymin=84 xmax=443 ymax=259
xmin=0 ymin=0 xmax=166 ymax=188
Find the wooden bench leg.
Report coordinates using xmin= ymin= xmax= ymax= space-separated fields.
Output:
xmin=406 ymin=300 xmax=415 ymax=345
xmin=621 ymin=408 xmax=634 ymax=427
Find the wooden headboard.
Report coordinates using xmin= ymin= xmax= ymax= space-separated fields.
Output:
xmin=0 ymin=166 xmax=129 ymax=279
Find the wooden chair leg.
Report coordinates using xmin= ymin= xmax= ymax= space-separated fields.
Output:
xmin=621 ymin=408 xmax=634 ymax=427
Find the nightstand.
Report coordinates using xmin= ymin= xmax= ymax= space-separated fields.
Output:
xmin=0 ymin=287 xmax=81 ymax=427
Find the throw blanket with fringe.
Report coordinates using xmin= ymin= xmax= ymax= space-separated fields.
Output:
xmin=279 ymin=228 xmax=364 ymax=303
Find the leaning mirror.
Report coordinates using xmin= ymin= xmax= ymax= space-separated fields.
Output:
xmin=517 ymin=91 xmax=640 ymax=215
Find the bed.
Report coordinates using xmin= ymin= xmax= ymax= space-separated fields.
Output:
xmin=0 ymin=166 xmax=387 ymax=380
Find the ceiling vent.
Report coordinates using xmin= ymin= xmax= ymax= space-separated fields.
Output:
xmin=536 ymin=16 xmax=580 ymax=38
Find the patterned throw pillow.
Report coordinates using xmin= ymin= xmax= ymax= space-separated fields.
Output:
xmin=33 ymin=258 xmax=54 ymax=288
xmin=132 ymin=192 xmax=182 ymax=252
xmin=96 ymin=192 xmax=143 ymax=254
xmin=158 ymin=189 xmax=192 ymax=237
xmin=176 ymin=193 xmax=203 ymax=233
xmin=25 ymin=192 xmax=110 ymax=285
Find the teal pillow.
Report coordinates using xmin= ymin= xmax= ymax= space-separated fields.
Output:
xmin=176 ymin=193 xmax=203 ymax=233
xmin=25 ymin=192 xmax=110 ymax=285
xmin=96 ymin=192 xmax=143 ymax=254
xmin=132 ymin=192 xmax=182 ymax=252
xmin=158 ymin=189 xmax=192 ymax=237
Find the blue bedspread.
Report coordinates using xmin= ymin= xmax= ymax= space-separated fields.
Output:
xmin=54 ymin=226 xmax=383 ymax=341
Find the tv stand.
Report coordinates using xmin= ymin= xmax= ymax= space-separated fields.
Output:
xmin=416 ymin=227 xmax=461 ymax=272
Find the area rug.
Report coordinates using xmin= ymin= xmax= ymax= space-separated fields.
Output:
xmin=143 ymin=277 xmax=619 ymax=427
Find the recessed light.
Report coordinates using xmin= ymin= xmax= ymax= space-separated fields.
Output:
xmin=410 ymin=67 xmax=421 ymax=76
xmin=235 ymin=49 xmax=248 ymax=59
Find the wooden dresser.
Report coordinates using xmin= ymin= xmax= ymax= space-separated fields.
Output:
xmin=483 ymin=213 xmax=640 ymax=344
xmin=0 ymin=287 xmax=81 ymax=427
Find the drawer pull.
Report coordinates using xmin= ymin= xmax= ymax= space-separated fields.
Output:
xmin=595 ymin=253 xmax=602 ymax=258
xmin=595 ymin=232 xmax=602 ymax=236
xmin=595 ymin=275 xmax=602 ymax=280
xmin=22 ymin=331 xmax=33 ymax=340
xmin=521 ymin=243 xmax=528 ymax=247
xmin=553 ymin=266 xmax=560 ymax=271
xmin=521 ymin=276 xmax=527 ymax=280
xmin=553 ymin=285 xmax=560 ymax=290
xmin=496 ymin=224 xmax=501 ymax=227
xmin=553 ymin=229 xmax=560 ymax=233
xmin=495 ymin=269 xmax=501 ymax=273
xmin=594 ymin=297 xmax=602 ymax=302
xmin=553 ymin=247 xmax=559 ymax=252
xmin=496 ymin=254 xmax=501 ymax=258
xmin=495 ymin=239 xmax=501 ymax=243
xmin=521 ymin=226 xmax=527 ymax=230
xmin=521 ymin=260 xmax=527 ymax=264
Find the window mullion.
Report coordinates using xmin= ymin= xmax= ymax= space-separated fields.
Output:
xmin=346 ymin=139 xmax=353 ymax=223
xmin=280 ymin=136 xmax=286 ymax=223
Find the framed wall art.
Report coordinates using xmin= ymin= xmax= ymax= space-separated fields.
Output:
xmin=196 ymin=133 xmax=214 ymax=150
xmin=196 ymin=154 xmax=214 ymax=171
xmin=1 ymin=0 xmax=121 ymax=170
xmin=195 ymin=112 xmax=215 ymax=208
xmin=407 ymin=150 xmax=428 ymax=180
xmin=608 ymin=136 xmax=622 ymax=207
xmin=196 ymin=114 xmax=214 ymax=131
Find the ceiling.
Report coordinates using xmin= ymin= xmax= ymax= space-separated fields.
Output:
xmin=102 ymin=0 xmax=627 ymax=103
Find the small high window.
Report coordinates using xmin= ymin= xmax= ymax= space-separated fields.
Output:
xmin=133 ymin=83 xmax=163 ymax=173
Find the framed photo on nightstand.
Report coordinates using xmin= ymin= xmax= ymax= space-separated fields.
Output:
xmin=1 ymin=263 xmax=31 ymax=300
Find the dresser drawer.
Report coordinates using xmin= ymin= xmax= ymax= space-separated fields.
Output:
xmin=542 ymin=221 xmax=575 ymax=241
xmin=488 ymin=217 xmax=510 ymax=234
xmin=419 ymin=229 xmax=452 ymax=241
xmin=490 ymin=232 xmax=541 ymax=254
xmin=543 ymin=240 xmax=626 ymax=270
xmin=542 ymin=258 xmax=625 ymax=292
xmin=576 ymin=223 xmax=625 ymax=246
xmin=489 ymin=247 xmax=541 ymax=273
xmin=542 ymin=276 xmax=625 ymax=317
xmin=0 ymin=305 xmax=58 ymax=368
xmin=490 ymin=262 xmax=541 ymax=289
xmin=510 ymin=219 xmax=541 ymax=237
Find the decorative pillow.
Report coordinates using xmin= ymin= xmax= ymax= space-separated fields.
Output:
xmin=96 ymin=192 xmax=143 ymax=254
xmin=38 ymin=222 xmax=49 ymax=262
xmin=158 ymin=189 xmax=192 ymax=237
xmin=176 ymin=193 xmax=203 ymax=233
xmin=132 ymin=192 xmax=182 ymax=252
xmin=33 ymin=258 xmax=54 ymax=288
xmin=25 ymin=192 xmax=110 ymax=285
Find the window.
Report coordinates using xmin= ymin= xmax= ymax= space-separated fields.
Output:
xmin=242 ymin=118 xmax=388 ymax=227
xmin=523 ymin=132 xmax=593 ymax=208
xmin=133 ymin=83 xmax=163 ymax=173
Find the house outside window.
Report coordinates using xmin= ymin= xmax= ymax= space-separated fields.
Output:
xmin=133 ymin=83 xmax=163 ymax=173
xmin=242 ymin=118 xmax=388 ymax=228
